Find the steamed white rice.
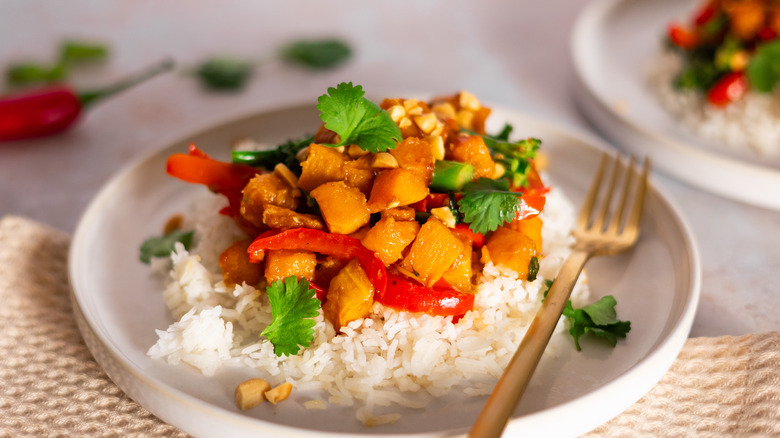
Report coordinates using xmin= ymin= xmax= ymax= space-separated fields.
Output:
xmin=147 ymin=183 xmax=588 ymax=424
xmin=647 ymin=49 xmax=780 ymax=156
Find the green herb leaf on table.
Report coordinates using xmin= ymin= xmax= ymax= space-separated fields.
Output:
xmin=231 ymin=135 xmax=314 ymax=176
xmin=316 ymin=82 xmax=402 ymax=153
xmin=5 ymin=40 xmax=109 ymax=86
xmin=261 ymin=276 xmax=321 ymax=357
xmin=195 ymin=57 xmax=254 ymax=91
xmin=562 ymin=295 xmax=631 ymax=351
xmin=280 ymin=38 xmax=352 ymax=70
xmin=747 ymin=40 xmax=780 ymax=93
xmin=139 ymin=229 xmax=194 ymax=264
xmin=59 ymin=40 xmax=110 ymax=64
xmin=457 ymin=178 xmax=522 ymax=234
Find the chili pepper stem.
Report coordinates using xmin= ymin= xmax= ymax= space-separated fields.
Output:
xmin=78 ymin=57 xmax=174 ymax=107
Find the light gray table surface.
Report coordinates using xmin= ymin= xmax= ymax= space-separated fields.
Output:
xmin=1 ymin=0 xmax=778 ymax=338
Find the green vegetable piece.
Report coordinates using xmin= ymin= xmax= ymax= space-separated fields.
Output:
xmin=139 ymin=229 xmax=194 ymax=264
xmin=195 ymin=57 xmax=254 ymax=91
xmin=316 ymin=82 xmax=402 ymax=153
xmin=747 ymin=40 xmax=780 ymax=93
xmin=280 ymin=38 xmax=352 ymax=70
xmin=457 ymin=178 xmax=522 ymax=234
xmin=59 ymin=40 xmax=110 ymax=63
xmin=494 ymin=123 xmax=513 ymax=141
xmin=5 ymin=62 xmax=66 ymax=86
xmin=527 ymin=256 xmax=539 ymax=282
xmin=562 ymin=295 xmax=631 ymax=351
xmin=430 ymin=160 xmax=475 ymax=191
xmin=231 ymin=135 xmax=313 ymax=176
xmin=261 ymin=276 xmax=321 ymax=357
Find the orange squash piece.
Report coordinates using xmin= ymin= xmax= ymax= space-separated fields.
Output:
xmin=297 ymin=144 xmax=348 ymax=192
xmin=310 ymin=181 xmax=370 ymax=234
xmin=399 ymin=217 xmax=463 ymax=287
xmin=366 ymin=168 xmax=429 ymax=213
xmin=361 ymin=217 xmax=420 ymax=266
xmin=240 ymin=173 xmax=299 ymax=228
xmin=506 ymin=216 xmax=543 ymax=253
xmin=264 ymin=249 xmax=317 ymax=284
xmin=262 ymin=204 xmax=325 ymax=230
xmin=322 ymin=259 xmax=375 ymax=330
xmin=441 ymin=234 xmax=473 ymax=293
xmin=390 ymin=137 xmax=435 ymax=185
xmin=447 ymin=134 xmax=496 ymax=179
xmin=219 ymin=239 xmax=264 ymax=287
xmin=342 ymin=154 xmax=375 ymax=195
xmin=484 ymin=226 xmax=538 ymax=279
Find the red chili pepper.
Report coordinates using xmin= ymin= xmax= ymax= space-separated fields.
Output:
xmin=0 ymin=58 xmax=173 ymax=142
xmin=668 ymin=23 xmax=700 ymax=50
xmin=707 ymin=71 xmax=748 ymax=107
xmin=451 ymin=223 xmax=485 ymax=248
xmin=693 ymin=3 xmax=716 ymax=25
xmin=166 ymin=144 xmax=261 ymax=217
xmin=247 ymin=228 xmax=388 ymax=298
xmin=376 ymin=274 xmax=474 ymax=316
xmin=758 ymin=26 xmax=777 ymax=41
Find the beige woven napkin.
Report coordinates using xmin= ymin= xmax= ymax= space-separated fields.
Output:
xmin=1 ymin=215 xmax=778 ymax=437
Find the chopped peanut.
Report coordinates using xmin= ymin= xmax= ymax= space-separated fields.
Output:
xmin=265 ymin=382 xmax=293 ymax=404
xmin=234 ymin=378 xmax=271 ymax=411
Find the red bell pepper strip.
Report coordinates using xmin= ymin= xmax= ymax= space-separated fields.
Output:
xmin=668 ymin=23 xmax=700 ymax=50
xmin=693 ymin=3 xmax=717 ymax=26
xmin=247 ymin=228 xmax=388 ymax=298
xmin=376 ymin=274 xmax=474 ymax=317
xmin=411 ymin=193 xmax=450 ymax=212
xmin=707 ymin=71 xmax=748 ymax=107
xmin=516 ymin=193 xmax=546 ymax=221
xmin=0 ymin=58 xmax=173 ymax=142
xmin=166 ymin=144 xmax=260 ymax=217
xmin=451 ymin=223 xmax=485 ymax=248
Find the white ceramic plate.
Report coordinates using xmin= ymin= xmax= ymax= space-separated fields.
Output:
xmin=572 ymin=0 xmax=780 ymax=210
xmin=69 ymin=102 xmax=700 ymax=438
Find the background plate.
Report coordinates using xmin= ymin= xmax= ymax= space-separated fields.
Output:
xmin=69 ymin=102 xmax=700 ymax=437
xmin=572 ymin=0 xmax=780 ymax=210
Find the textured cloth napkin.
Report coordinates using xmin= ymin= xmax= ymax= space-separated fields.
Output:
xmin=1 ymin=215 xmax=778 ymax=437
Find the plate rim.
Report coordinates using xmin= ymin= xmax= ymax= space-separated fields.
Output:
xmin=570 ymin=0 xmax=780 ymax=210
xmin=68 ymin=101 xmax=701 ymax=438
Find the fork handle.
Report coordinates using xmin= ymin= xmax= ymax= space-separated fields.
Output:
xmin=468 ymin=248 xmax=590 ymax=438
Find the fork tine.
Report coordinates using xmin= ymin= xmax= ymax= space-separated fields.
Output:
xmin=607 ymin=155 xmax=635 ymax=234
xmin=577 ymin=153 xmax=609 ymax=230
xmin=626 ymin=157 xmax=650 ymax=230
xmin=591 ymin=154 xmax=622 ymax=232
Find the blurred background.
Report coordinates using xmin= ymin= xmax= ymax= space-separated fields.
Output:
xmin=1 ymin=0 xmax=778 ymax=338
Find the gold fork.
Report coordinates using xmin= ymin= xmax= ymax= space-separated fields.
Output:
xmin=468 ymin=152 xmax=650 ymax=438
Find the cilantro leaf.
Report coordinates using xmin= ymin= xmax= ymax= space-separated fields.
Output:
xmin=139 ymin=229 xmax=194 ymax=264
xmin=457 ymin=178 xmax=522 ymax=234
xmin=316 ymin=82 xmax=402 ymax=152
xmin=562 ymin=295 xmax=631 ymax=351
xmin=195 ymin=57 xmax=254 ymax=91
xmin=280 ymin=38 xmax=352 ymax=70
xmin=6 ymin=62 xmax=66 ymax=86
xmin=261 ymin=276 xmax=320 ymax=357
xmin=59 ymin=40 xmax=110 ymax=64
xmin=747 ymin=40 xmax=780 ymax=93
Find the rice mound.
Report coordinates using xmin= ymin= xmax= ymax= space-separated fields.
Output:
xmin=646 ymin=49 xmax=780 ymax=156
xmin=147 ymin=183 xmax=588 ymax=424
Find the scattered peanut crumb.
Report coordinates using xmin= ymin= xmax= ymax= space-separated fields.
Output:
xmin=303 ymin=399 xmax=327 ymax=410
xmin=265 ymin=381 xmax=293 ymax=404
xmin=234 ymin=378 xmax=271 ymax=411
xmin=163 ymin=214 xmax=184 ymax=235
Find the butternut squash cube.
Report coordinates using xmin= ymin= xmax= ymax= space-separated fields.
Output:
xmin=322 ymin=259 xmax=375 ymax=330
xmin=310 ymin=181 xmax=370 ymax=234
xmin=399 ymin=217 xmax=463 ymax=287
xmin=447 ymin=134 xmax=496 ymax=179
xmin=366 ymin=168 xmax=429 ymax=213
xmin=506 ymin=216 xmax=543 ymax=253
xmin=262 ymin=204 xmax=325 ymax=230
xmin=297 ymin=144 xmax=348 ymax=192
xmin=264 ymin=249 xmax=317 ymax=284
xmin=342 ymin=155 xmax=375 ymax=195
xmin=361 ymin=217 xmax=420 ymax=266
xmin=441 ymin=235 xmax=473 ymax=293
xmin=219 ymin=238 xmax=264 ymax=287
xmin=240 ymin=173 xmax=299 ymax=228
xmin=484 ymin=226 xmax=538 ymax=279
xmin=390 ymin=137 xmax=435 ymax=185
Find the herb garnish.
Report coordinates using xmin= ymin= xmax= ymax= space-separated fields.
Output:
xmin=139 ymin=229 xmax=194 ymax=264
xmin=747 ymin=40 xmax=780 ymax=93
xmin=231 ymin=134 xmax=314 ymax=176
xmin=563 ymin=295 xmax=631 ymax=351
xmin=457 ymin=178 xmax=523 ymax=234
xmin=316 ymin=82 xmax=402 ymax=152
xmin=464 ymin=125 xmax=540 ymax=188
xmin=261 ymin=276 xmax=321 ymax=357
xmin=6 ymin=40 xmax=109 ymax=86
xmin=280 ymin=39 xmax=352 ymax=70
xmin=194 ymin=57 xmax=254 ymax=91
